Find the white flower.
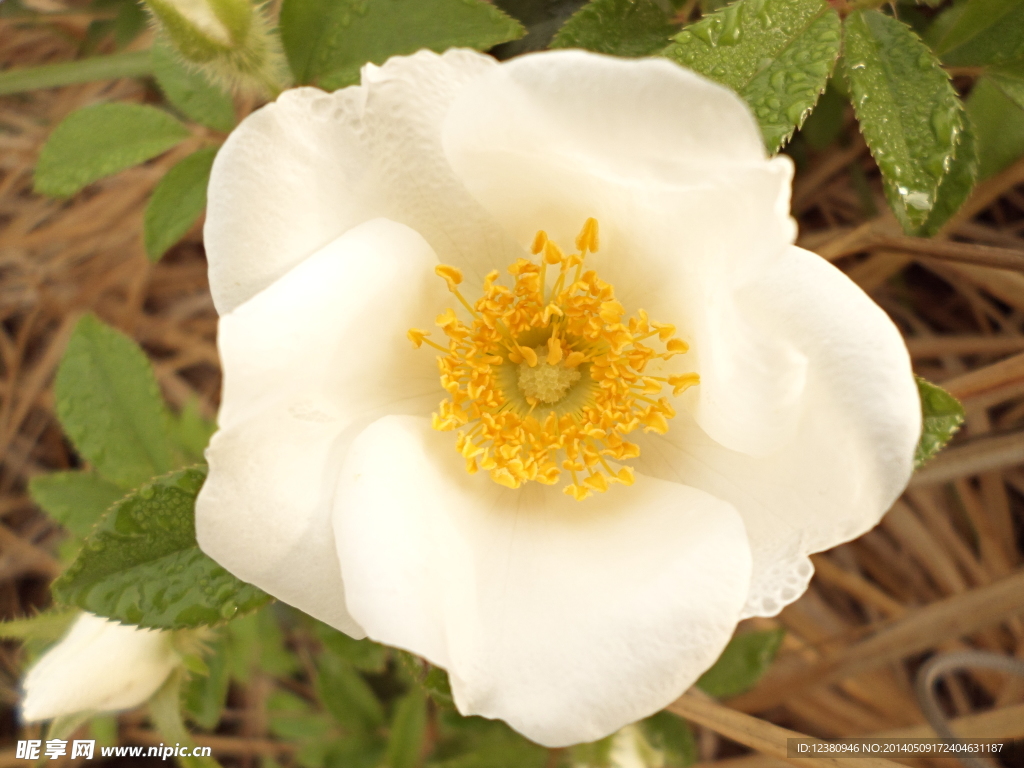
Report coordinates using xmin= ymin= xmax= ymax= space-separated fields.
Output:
xmin=196 ymin=49 xmax=920 ymax=746
xmin=22 ymin=613 xmax=178 ymax=721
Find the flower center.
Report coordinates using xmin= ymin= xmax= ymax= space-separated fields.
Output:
xmin=517 ymin=349 xmax=581 ymax=404
xmin=408 ymin=218 xmax=699 ymax=501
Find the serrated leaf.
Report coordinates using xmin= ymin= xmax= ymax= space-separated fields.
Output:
xmin=316 ymin=654 xmax=385 ymax=733
xmin=918 ymin=113 xmax=977 ymax=236
xmin=54 ymin=314 xmax=176 ymax=489
xmin=144 ymin=146 xmax=218 ymax=261
xmin=988 ymin=59 xmax=1024 ymax=113
xmin=53 ymin=467 xmax=271 ymax=629
xmin=0 ymin=609 xmax=77 ymax=642
xmin=662 ymin=0 xmax=840 ymax=152
xmin=385 ymin=689 xmax=427 ymax=768
xmin=933 ymin=0 xmax=1024 ymax=67
xmin=551 ymin=0 xmax=678 ymax=58
xmin=843 ymin=10 xmax=966 ymax=235
xmin=35 ymin=103 xmax=189 ymax=197
xmin=184 ymin=635 xmax=230 ymax=730
xmin=642 ymin=712 xmax=696 ymax=768
xmin=29 ymin=471 xmax=125 ymax=538
xmin=280 ymin=0 xmax=524 ymax=88
xmin=915 ymin=377 xmax=964 ymax=468
xmin=696 ymin=627 xmax=785 ymax=698
xmin=798 ymin=83 xmax=846 ymax=150
xmin=967 ymin=74 xmax=1024 ymax=179
xmin=152 ymin=41 xmax=235 ymax=132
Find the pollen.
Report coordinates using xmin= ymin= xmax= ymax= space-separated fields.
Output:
xmin=411 ymin=218 xmax=699 ymax=501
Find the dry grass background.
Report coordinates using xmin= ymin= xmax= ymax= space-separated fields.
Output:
xmin=2 ymin=9 xmax=1024 ymax=768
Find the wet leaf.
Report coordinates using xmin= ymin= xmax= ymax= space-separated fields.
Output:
xmin=843 ymin=10 xmax=966 ymax=234
xmin=53 ymin=467 xmax=271 ymax=629
xmin=915 ymin=377 xmax=964 ymax=469
xmin=663 ymin=0 xmax=841 ymax=152
xmin=551 ymin=0 xmax=678 ymax=57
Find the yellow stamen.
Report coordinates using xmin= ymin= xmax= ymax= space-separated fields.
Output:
xmin=411 ymin=218 xmax=698 ymax=500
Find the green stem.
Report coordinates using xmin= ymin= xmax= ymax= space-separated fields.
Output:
xmin=0 ymin=50 xmax=153 ymax=96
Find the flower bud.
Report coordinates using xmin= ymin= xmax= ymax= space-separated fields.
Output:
xmin=21 ymin=613 xmax=179 ymax=722
xmin=144 ymin=0 xmax=288 ymax=97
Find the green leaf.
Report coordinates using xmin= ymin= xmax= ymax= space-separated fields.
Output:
xmin=642 ymin=712 xmax=696 ymax=768
xmin=169 ymin=396 xmax=217 ymax=464
xmin=430 ymin=713 xmax=548 ymax=768
xmin=53 ymin=466 xmax=271 ymax=629
xmin=933 ymin=0 xmax=1024 ymax=66
xmin=315 ymin=620 xmax=388 ymax=673
xmin=0 ymin=50 xmax=153 ymax=97
xmin=915 ymin=377 xmax=965 ymax=469
xmin=988 ymin=58 xmax=1024 ymax=113
xmin=54 ymin=314 xmax=176 ymax=489
xmin=149 ymin=671 xmax=222 ymax=768
xmin=917 ymin=113 xmax=977 ymax=236
xmin=280 ymin=0 xmax=524 ymax=88
xmin=316 ymin=654 xmax=385 ymax=733
xmin=550 ymin=0 xmax=679 ymax=58
xmin=842 ymin=10 xmax=966 ymax=235
xmin=385 ymin=688 xmax=427 ymax=768
xmin=152 ymin=41 xmax=236 ymax=132
xmin=29 ymin=471 xmax=125 ymax=538
xmin=35 ymin=103 xmax=189 ymax=197
xmin=0 ymin=608 xmax=77 ymax=642
xmin=144 ymin=146 xmax=218 ymax=261
xmin=226 ymin=608 xmax=299 ymax=682
xmin=662 ymin=0 xmax=841 ymax=152
xmin=967 ymin=74 xmax=1024 ymax=179
xmin=184 ymin=636 xmax=231 ymax=730
xmin=696 ymin=627 xmax=785 ymax=698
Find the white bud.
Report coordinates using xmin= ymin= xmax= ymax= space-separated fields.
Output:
xmin=21 ymin=613 xmax=178 ymax=722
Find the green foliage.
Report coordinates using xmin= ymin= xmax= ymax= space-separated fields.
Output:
xmin=919 ymin=116 xmax=978 ymax=237
xmin=55 ymin=314 xmax=177 ymax=489
xmin=968 ymin=75 xmax=1024 ymax=180
xmin=843 ymin=10 xmax=968 ymax=235
xmin=662 ymin=0 xmax=841 ymax=152
xmin=431 ymin=712 xmax=549 ymax=768
xmin=642 ymin=712 xmax=696 ymax=767
xmin=35 ymin=103 xmax=188 ymax=197
xmin=149 ymin=671 xmax=221 ymax=768
xmin=184 ymin=635 xmax=231 ymax=729
xmin=696 ymin=627 xmax=785 ymax=698
xmin=226 ymin=608 xmax=300 ymax=682
xmin=932 ymin=0 xmax=1024 ymax=66
xmin=914 ymin=377 xmax=965 ymax=469
xmin=551 ymin=0 xmax=678 ymax=58
xmin=988 ymin=59 xmax=1024 ymax=112
xmin=153 ymin=42 xmax=236 ymax=132
xmin=28 ymin=471 xmax=124 ymax=538
xmin=53 ymin=467 xmax=271 ymax=629
xmin=316 ymin=653 xmax=386 ymax=732
xmin=0 ymin=609 xmax=77 ymax=642
xmin=144 ymin=147 xmax=219 ymax=261
xmin=168 ymin=396 xmax=218 ymax=464
xmin=279 ymin=0 xmax=524 ymax=89
xmin=315 ymin=621 xmax=388 ymax=673
xmin=385 ymin=688 xmax=428 ymax=768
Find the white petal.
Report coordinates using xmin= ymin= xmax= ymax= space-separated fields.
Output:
xmin=22 ymin=614 xmax=176 ymax=721
xmin=197 ymin=219 xmax=447 ymax=635
xmin=634 ymin=246 xmax=920 ymax=617
xmin=333 ymin=415 xmax=752 ymax=747
xmin=441 ymin=50 xmax=803 ymax=455
xmin=205 ymin=49 xmax=518 ymax=314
